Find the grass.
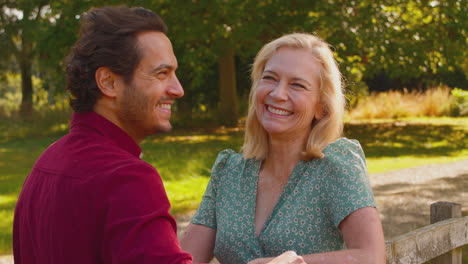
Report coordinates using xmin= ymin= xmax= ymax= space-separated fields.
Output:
xmin=0 ymin=117 xmax=466 ymax=254
xmin=0 ymin=137 xmax=61 ymax=254
xmin=344 ymin=117 xmax=468 ymax=173
xmin=140 ymin=128 xmax=244 ymax=214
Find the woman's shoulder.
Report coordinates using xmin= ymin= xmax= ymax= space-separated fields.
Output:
xmin=323 ymin=137 xmax=365 ymax=157
xmin=317 ymin=137 xmax=367 ymax=169
xmin=212 ymin=149 xmax=246 ymax=171
xmin=309 ymin=138 xmax=370 ymax=187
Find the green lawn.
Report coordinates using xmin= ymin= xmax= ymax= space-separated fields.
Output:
xmin=0 ymin=117 xmax=467 ymax=254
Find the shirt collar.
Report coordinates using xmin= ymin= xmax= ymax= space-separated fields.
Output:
xmin=70 ymin=112 xmax=142 ymax=158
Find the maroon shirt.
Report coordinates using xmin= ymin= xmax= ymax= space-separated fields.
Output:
xmin=13 ymin=112 xmax=193 ymax=264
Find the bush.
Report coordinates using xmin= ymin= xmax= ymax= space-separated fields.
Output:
xmin=450 ymin=88 xmax=468 ymax=116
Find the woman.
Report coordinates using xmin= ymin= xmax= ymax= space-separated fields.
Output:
xmin=181 ymin=33 xmax=386 ymax=264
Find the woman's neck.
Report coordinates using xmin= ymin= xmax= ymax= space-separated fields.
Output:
xmin=263 ymin=134 xmax=307 ymax=181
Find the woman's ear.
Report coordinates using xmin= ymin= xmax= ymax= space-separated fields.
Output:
xmin=315 ymin=103 xmax=325 ymax=120
xmin=95 ymin=67 xmax=117 ymax=97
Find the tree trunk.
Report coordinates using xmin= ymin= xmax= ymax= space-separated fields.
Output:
xmin=218 ymin=47 xmax=238 ymax=126
xmin=19 ymin=60 xmax=33 ymax=118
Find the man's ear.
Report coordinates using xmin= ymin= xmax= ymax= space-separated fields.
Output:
xmin=95 ymin=67 xmax=117 ymax=97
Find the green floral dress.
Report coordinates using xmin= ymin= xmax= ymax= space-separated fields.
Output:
xmin=192 ymin=138 xmax=376 ymax=264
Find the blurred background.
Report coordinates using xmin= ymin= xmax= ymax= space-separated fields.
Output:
xmin=0 ymin=0 xmax=467 ymax=126
xmin=0 ymin=0 xmax=467 ymax=260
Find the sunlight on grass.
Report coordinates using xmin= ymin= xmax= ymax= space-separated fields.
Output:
xmin=0 ymin=209 xmax=13 ymax=254
xmin=345 ymin=117 xmax=468 ymax=126
xmin=0 ymin=194 xmax=16 ymax=206
xmin=150 ymin=134 xmax=233 ymax=143
xmin=165 ymin=177 xmax=210 ymax=215
xmin=49 ymin=123 xmax=69 ymax=133
xmin=0 ymin=148 xmax=11 ymax=153
xmin=367 ymin=156 xmax=468 ymax=174
xmin=0 ymin=117 xmax=466 ymax=254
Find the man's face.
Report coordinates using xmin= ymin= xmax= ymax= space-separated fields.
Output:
xmin=115 ymin=31 xmax=184 ymax=142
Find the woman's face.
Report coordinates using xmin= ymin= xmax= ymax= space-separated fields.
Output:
xmin=255 ymin=47 xmax=323 ymax=140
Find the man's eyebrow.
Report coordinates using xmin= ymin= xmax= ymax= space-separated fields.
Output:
xmin=151 ymin=64 xmax=175 ymax=74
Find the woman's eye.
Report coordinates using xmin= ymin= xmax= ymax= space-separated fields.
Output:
xmin=261 ymin=75 xmax=276 ymax=81
xmin=292 ymin=83 xmax=307 ymax=89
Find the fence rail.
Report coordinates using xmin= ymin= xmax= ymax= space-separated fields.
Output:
xmin=385 ymin=202 xmax=467 ymax=264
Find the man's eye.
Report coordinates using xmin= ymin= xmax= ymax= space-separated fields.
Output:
xmin=156 ymin=71 xmax=168 ymax=78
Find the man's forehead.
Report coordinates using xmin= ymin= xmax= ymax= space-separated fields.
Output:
xmin=136 ymin=31 xmax=178 ymax=70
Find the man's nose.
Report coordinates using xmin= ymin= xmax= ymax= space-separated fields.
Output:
xmin=169 ymin=75 xmax=184 ymax=98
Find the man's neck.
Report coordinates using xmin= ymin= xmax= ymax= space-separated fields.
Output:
xmin=93 ymin=101 xmax=143 ymax=143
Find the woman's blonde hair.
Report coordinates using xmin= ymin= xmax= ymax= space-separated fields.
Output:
xmin=241 ymin=33 xmax=345 ymax=160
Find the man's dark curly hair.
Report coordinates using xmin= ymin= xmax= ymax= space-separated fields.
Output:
xmin=65 ymin=6 xmax=168 ymax=112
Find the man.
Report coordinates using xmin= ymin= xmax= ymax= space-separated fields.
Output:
xmin=13 ymin=6 xmax=191 ymax=263
xmin=13 ymin=6 xmax=304 ymax=264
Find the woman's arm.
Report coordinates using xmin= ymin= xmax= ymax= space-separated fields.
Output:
xmin=248 ymin=207 xmax=386 ymax=264
xmin=180 ymin=223 xmax=216 ymax=263
xmin=182 ymin=224 xmax=307 ymax=264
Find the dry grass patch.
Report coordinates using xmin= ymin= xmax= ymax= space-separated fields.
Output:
xmin=349 ymin=87 xmax=454 ymax=119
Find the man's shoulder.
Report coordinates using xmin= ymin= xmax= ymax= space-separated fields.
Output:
xmin=36 ymin=132 xmax=153 ymax=180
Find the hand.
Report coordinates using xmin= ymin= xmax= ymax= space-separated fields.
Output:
xmin=247 ymin=251 xmax=305 ymax=264
xmin=268 ymin=251 xmax=305 ymax=264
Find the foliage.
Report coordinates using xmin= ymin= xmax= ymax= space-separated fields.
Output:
xmin=0 ymin=72 xmax=70 ymax=123
xmin=450 ymin=88 xmax=468 ymax=116
xmin=156 ymin=0 xmax=317 ymax=124
xmin=1 ymin=0 xmax=467 ymax=121
xmin=0 ymin=0 xmax=93 ymax=116
xmin=154 ymin=0 xmax=468 ymax=120
xmin=0 ymin=72 xmax=22 ymax=116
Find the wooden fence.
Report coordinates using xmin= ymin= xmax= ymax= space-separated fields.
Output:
xmin=386 ymin=201 xmax=468 ymax=264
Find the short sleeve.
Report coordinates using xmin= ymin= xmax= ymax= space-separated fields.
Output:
xmin=321 ymin=138 xmax=376 ymax=228
xmin=191 ymin=149 xmax=236 ymax=229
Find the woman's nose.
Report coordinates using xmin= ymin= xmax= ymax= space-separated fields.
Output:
xmin=269 ymin=81 xmax=288 ymax=101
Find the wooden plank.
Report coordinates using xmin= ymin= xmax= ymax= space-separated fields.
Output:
xmin=385 ymin=216 xmax=468 ymax=264
xmin=431 ymin=201 xmax=462 ymax=264
xmin=431 ymin=201 xmax=462 ymax=224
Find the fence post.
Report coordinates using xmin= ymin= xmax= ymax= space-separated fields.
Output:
xmin=430 ymin=201 xmax=462 ymax=264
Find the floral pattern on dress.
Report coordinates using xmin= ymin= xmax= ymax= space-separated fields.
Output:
xmin=192 ymin=138 xmax=376 ymax=264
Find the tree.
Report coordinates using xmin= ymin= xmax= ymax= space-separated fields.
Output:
xmin=0 ymin=0 xmax=48 ymax=116
xmin=156 ymin=0 xmax=314 ymax=125
xmin=314 ymin=0 xmax=468 ymax=90
xmin=0 ymin=0 xmax=91 ymax=117
xmin=3 ymin=0 xmax=466 ymax=121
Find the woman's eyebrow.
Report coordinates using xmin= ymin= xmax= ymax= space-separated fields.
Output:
xmin=291 ymin=77 xmax=312 ymax=87
xmin=263 ymin=70 xmax=277 ymax=75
